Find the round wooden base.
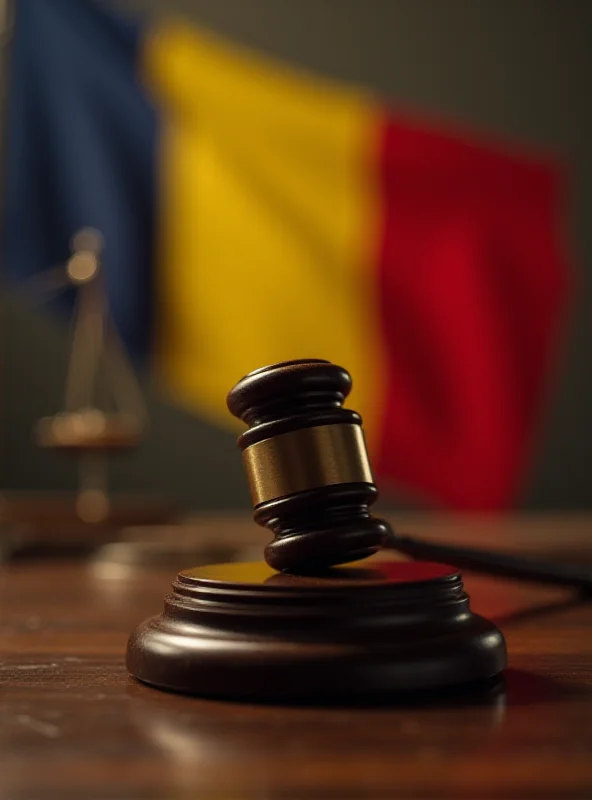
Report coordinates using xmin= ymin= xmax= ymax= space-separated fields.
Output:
xmin=127 ymin=560 xmax=507 ymax=702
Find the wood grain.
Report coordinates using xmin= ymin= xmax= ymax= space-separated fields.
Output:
xmin=0 ymin=514 xmax=591 ymax=799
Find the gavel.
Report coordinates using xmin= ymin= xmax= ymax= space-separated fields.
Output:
xmin=228 ymin=358 xmax=592 ymax=591
xmin=129 ymin=357 xmax=512 ymax=699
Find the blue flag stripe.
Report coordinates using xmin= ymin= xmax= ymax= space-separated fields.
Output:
xmin=2 ymin=0 xmax=157 ymax=361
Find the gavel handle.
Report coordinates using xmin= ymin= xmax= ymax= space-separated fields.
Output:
xmin=386 ymin=528 xmax=592 ymax=593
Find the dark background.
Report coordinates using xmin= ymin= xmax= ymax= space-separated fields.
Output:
xmin=1 ymin=0 xmax=591 ymax=511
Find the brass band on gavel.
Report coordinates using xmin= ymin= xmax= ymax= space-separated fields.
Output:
xmin=242 ymin=423 xmax=374 ymax=506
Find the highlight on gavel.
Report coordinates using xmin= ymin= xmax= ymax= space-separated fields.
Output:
xmin=228 ymin=358 xmax=592 ymax=590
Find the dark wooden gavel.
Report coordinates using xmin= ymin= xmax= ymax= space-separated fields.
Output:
xmin=228 ymin=358 xmax=592 ymax=591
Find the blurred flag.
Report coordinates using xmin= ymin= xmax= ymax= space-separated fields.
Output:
xmin=2 ymin=0 xmax=571 ymax=509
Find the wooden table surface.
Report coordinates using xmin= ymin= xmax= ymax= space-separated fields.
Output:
xmin=1 ymin=513 xmax=591 ymax=800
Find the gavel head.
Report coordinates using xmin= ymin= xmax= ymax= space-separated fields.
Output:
xmin=227 ymin=359 xmax=389 ymax=573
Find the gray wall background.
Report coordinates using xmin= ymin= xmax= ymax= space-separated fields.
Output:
xmin=1 ymin=0 xmax=591 ymax=511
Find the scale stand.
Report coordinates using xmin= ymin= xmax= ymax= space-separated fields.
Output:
xmin=0 ymin=229 xmax=176 ymax=552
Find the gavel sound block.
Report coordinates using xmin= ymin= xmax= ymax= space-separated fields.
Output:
xmin=127 ymin=360 xmax=506 ymax=701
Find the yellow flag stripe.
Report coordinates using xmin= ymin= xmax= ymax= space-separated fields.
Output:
xmin=143 ymin=23 xmax=386 ymax=449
